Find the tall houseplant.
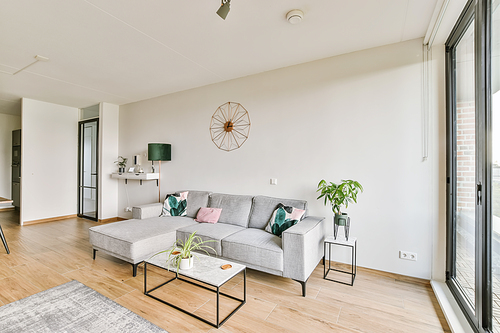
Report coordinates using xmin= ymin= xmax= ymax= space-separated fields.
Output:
xmin=317 ymin=179 xmax=363 ymax=240
xmin=152 ymin=231 xmax=217 ymax=272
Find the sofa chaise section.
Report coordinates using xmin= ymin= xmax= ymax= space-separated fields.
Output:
xmin=89 ymin=191 xmax=211 ymax=276
xmin=89 ymin=216 xmax=197 ymax=276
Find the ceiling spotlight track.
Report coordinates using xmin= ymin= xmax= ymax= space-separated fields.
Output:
xmin=217 ymin=0 xmax=231 ymax=20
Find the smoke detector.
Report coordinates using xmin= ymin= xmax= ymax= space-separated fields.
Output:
xmin=286 ymin=9 xmax=304 ymax=24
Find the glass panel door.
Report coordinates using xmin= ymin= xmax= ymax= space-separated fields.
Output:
xmin=454 ymin=20 xmax=477 ymax=312
xmin=78 ymin=119 xmax=98 ymax=221
xmin=491 ymin=0 xmax=500 ymax=330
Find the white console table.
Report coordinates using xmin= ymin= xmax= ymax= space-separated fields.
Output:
xmin=111 ymin=173 xmax=159 ymax=185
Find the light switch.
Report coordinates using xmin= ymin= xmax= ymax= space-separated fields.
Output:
xmin=270 ymin=178 xmax=278 ymax=185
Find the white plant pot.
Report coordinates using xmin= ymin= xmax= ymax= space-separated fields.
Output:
xmin=180 ymin=256 xmax=193 ymax=270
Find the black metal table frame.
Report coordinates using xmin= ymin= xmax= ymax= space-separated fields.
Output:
xmin=144 ymin=262 xmax=246 ymax=328
xmin=324 ymin=238 xmax=357 ymax=286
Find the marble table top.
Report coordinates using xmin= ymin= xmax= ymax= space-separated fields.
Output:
xmin=146 ymin=252 xmax=245 ymax=287
xmin=324 ymin=236 xmax=357 ymax=246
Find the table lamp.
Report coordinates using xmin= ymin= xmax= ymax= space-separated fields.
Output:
xmin=148 ymin=143 xmax=171 ymax=202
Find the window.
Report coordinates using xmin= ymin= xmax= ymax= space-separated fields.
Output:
xmin=446 ymin=0 xmax=499 ymax=331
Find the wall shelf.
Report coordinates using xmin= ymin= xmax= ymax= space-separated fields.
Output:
xmin=111 ymin=172 xmax=159 ymax=185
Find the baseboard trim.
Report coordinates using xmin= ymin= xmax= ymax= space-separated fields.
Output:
xmin=325 ymin=260 xmax=430 ymax=285
xmin=98 ymin=217 xmax=127 ymax=223
xmin=23 ymin=214 xmax=78 ymax=225
xmin=0 ymin=206 xmax=15 ymax=212
xmin=431 ymin=281 xmax=474 ymax=333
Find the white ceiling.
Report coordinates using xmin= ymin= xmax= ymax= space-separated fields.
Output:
xmin=0 ymin=0 xmax=441 ymax=116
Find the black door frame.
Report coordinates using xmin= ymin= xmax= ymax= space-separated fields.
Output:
xmin=77 ymin=118 xmax=99 ymax=221
xmin=446 ymin=0 xmax=493 ymax=332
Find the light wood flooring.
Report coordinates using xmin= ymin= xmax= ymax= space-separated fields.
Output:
xmin=0 ymin=210 xmax=450 ymax=333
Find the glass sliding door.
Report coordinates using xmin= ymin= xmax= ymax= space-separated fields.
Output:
xmin=78 ymin=119 xmax=98 ymax=221
xmin=491 ymin=1 xmax=500 ymax=330
xmin=453 ymin=20 xmax=477 ymax=312
xmin=447 ymin=0 xmax=500 ymax=331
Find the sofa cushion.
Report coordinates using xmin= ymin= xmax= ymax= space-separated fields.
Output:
xmin=208 ymin=193 xmax=253 ymax=228
xmin=195 ymin=207 xmax=222 ymax=224
xmin=89 ymin=216 xmax=197 ymax=263
xmin=160 ymin=192 xmax=188 ymax=217
xmin=176 ymin=222 xmax=245 ymax=256
xmin=222 ymin=228 xmax=283 ymax=272
xmin=249 ymin=196 xmax=308 ymax=230
xmin=175 ymin=190 xmax=211 ymax=218
xmin=265 ymin=203 xmax=305 ymax=237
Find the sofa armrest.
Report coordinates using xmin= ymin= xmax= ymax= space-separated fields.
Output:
xmin=132 ymin=203 xmax=162 ymax=219
xmin=282 ymin=216 xmax=326 ymax=282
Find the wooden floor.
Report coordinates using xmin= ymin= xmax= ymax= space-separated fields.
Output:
xmin=0 ymin=210 xmax=450 ymax=333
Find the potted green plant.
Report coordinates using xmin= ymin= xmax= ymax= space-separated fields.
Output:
xmin=316 ymin=179 xmax=363 ymax=240
xmin=114 ymin=156 xmax=128 ymax=173
xmin=153 ymin=231 xmax=217 ymax=272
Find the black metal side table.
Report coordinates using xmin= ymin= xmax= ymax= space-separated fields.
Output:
xmin=324 ymin=236 xmax=356 ymax=286
xmin=0 ymin=225 xmax=9 ymax=254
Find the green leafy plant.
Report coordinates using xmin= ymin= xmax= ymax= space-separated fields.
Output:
xmin=114 ymin=156 xmax=128 ymax=168
xmin=152 ymin=231 xmax=217 ymax=273
xmin=317 ymin=179 xmax=364 ymax=215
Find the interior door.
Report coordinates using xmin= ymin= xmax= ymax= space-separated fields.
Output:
xmin=78 ymin=119 xmax=98 ymax=221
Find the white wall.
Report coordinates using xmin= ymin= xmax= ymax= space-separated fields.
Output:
xmin=118 ymin=38 xmax=445 ymax=280
xmin=0 ymin=113 xmax=21 ymax=200
xmin=21 ymin=98 xmax=78 ymax=224
xmin=430 ymin=45 xmax=447 ymax=282
xmin=98 ymin=102 xmax=119 ymax=220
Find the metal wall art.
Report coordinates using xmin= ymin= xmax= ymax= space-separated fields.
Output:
xmin=210 ymin=102 xmax=251 ymax=152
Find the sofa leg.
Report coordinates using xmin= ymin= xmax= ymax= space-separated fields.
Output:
xmin=293 ymin=279 xmax=307 ymax=297
xmin=92 ymin=249 xmax=97 ymax=260
xmin=132 ymin=263 xmax=139 ymax=277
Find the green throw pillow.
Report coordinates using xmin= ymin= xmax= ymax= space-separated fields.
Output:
xmin=160 ymin=191 xmax=188 ymax=217
xmin=265 ymin=203 xmax=306 ymax=237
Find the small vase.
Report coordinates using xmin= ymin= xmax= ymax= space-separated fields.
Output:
xmin=180 ymin=256 xmax=193 ymax=270
xmin=118 ymin=167 xmax=125 ymax=174
xmin=334 ymin=213 xmax=350 ymax=241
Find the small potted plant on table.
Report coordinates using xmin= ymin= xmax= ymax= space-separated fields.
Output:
xmin=317 ymin=179 xmax=363 ymax=240
xmin=115 ymin=156 xmax=128 ymax=173
xmin=154 ymin=231 xmax=217 ymax=272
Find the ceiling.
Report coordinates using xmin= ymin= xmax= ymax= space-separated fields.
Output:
xmin=0 ymin=0 xmax=441 ymax=116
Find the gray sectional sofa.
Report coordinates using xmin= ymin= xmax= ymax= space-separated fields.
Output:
xmin=88 ymin=191 xmax=326 ymax=296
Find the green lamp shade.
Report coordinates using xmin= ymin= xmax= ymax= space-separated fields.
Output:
xmin=148 ymin=143 xmax=171 ymax=161
xmin=216 ymin=1 xmax=230 ymax=20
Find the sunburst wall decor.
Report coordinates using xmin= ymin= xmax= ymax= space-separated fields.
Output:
xmin=210 ymin=102 xmax=251 ymax=152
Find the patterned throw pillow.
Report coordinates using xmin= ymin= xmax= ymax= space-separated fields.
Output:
xmin=265 ymin=203 xmax=306 ymax=237
xmin=159 ymin=191 xmax=188 ymax=217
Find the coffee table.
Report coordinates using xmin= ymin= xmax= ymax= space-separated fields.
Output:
xmin=144 ymin=253 xmax=246 ymax=328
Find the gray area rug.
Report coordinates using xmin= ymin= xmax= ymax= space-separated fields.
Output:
xmin=0 ymin=280 xmax=167 ymax=333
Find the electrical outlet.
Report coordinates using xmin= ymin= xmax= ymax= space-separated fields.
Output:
xmin=270 ymin=178 xmax=278 ymax=185
xmin=125 ymin=207 xmax=132 ymax=212
xmin=399 ymin=251 xmax=417 ymax=261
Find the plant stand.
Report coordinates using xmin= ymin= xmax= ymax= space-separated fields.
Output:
xmin=324 ymin=236 xmax=357 ymax=286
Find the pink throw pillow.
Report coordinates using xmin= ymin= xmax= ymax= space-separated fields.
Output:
xmin=195 ymin=207 xmax=222 ymax=224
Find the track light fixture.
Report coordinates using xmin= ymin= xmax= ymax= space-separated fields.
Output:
xmin=217 ymin=0 xmax=230 ymax=20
